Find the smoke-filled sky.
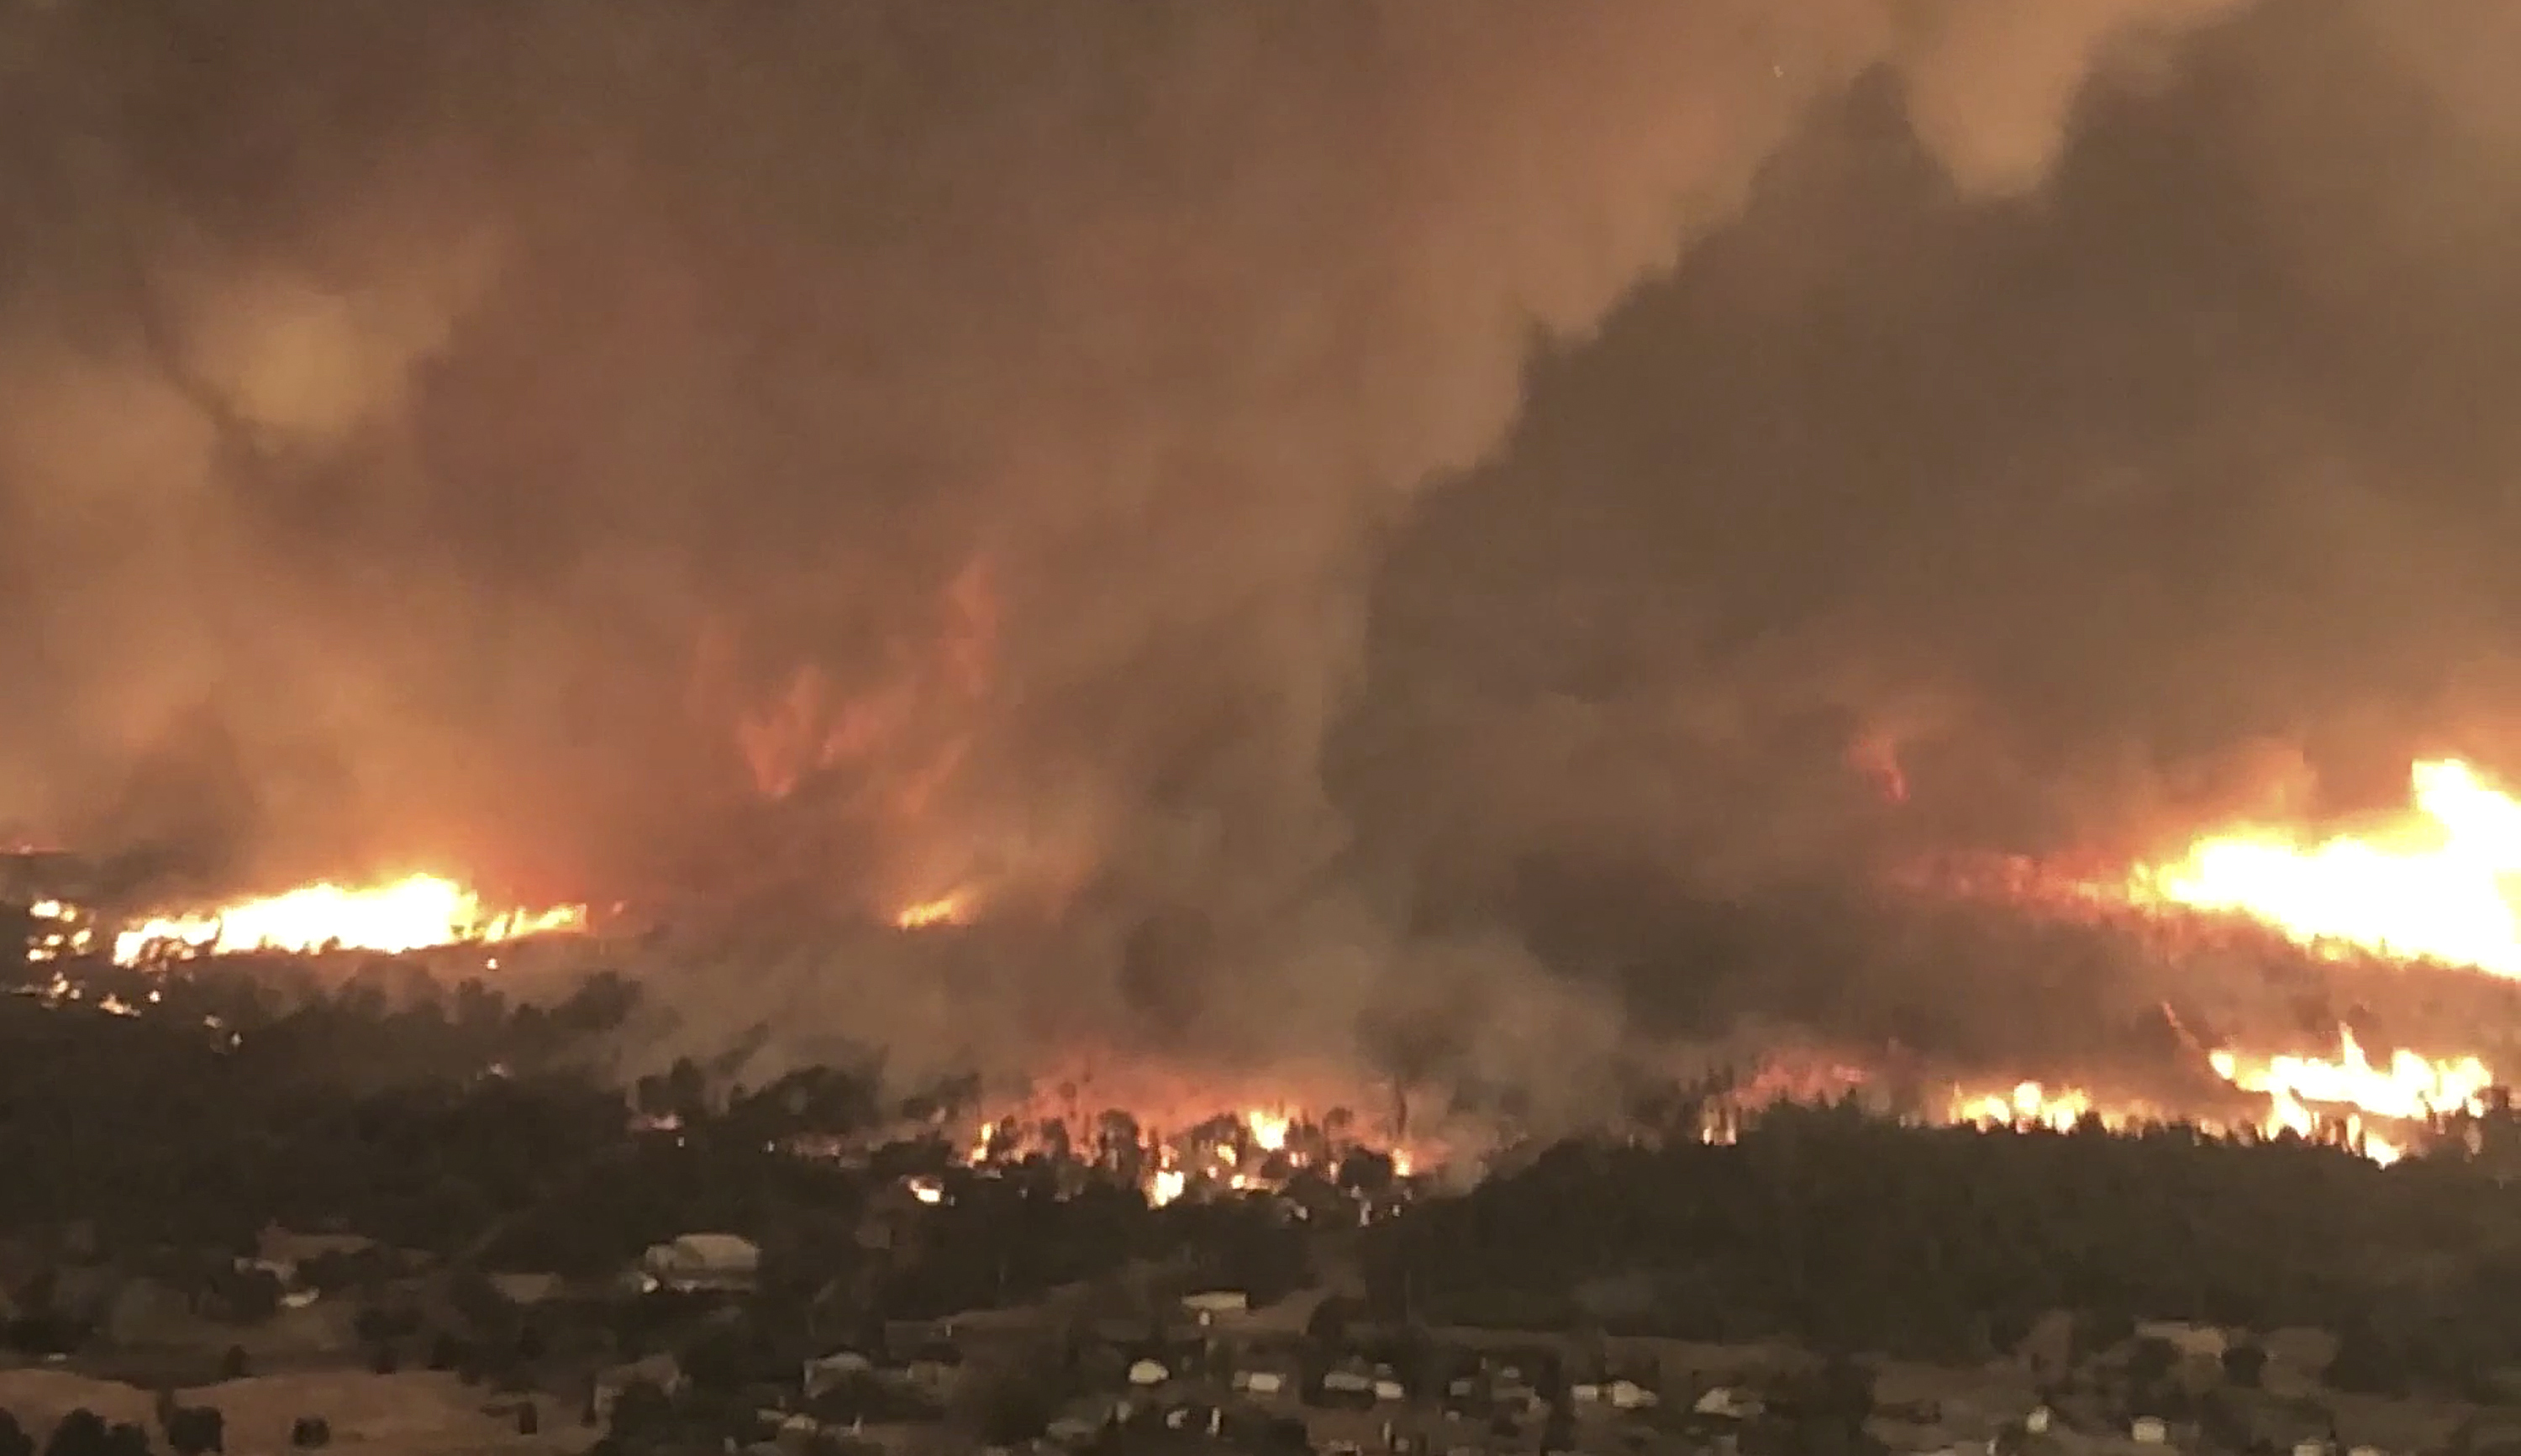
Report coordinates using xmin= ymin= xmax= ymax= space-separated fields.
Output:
xmin=8 ymin=0 xmax=2521 ymax=1096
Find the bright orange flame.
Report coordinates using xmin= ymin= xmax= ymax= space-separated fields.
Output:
xmin=2132 ymin=759 xmax=2521 ymax=975
xmin=113 ymin=874 xmax=584 ymax=965
xmin=1945 ymin=1028 xmax=2491 ymax=1164
xmin=892 ymin=891 xmax=971 ymax=931
xmin=1245 ymin=1109 xmax=1292 ymax=1153
xmin=2212 ymin=1027 xmax=2489 ymax=1144
xmin=1950 ymin=1080 xmax=2104 ymax=1133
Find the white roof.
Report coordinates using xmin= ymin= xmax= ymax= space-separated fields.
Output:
xmin=660 ymin=1233 xmax=761 ymax=1268
xmin=809 ymin=1351 xmax=875 ymax=1374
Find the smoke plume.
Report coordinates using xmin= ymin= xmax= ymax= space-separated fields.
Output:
xmin=13 ymin=0 xmax=2517 ymax=1108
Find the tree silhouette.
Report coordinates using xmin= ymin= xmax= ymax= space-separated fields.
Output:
xmin=43 ymin=1410 xmax=108 ymax=1456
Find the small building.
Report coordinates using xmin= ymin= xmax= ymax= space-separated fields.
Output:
xmin=804 ymin=1351 xmax=876 ymax=1397
xmin=1181 ymin=1290 xmax=1250 ymax=1327
xmin=641 ymin=1233 xmax=761 ymax=1292
xmin=1232 ymin=1347 xmax=1303 ymax=1399
xmin=594 ymin=1353 xmax=687 ymax=1417
xmin=1604 ymin=1380 xmax=1656 ymax=1411
xmin=2134 ymin=1321 xmax=2229 ymax=1359
xmin=488 ymin=1272 xmax=564 ymax=1306
xmin=1322 ymin=1368 xmax=1378 ymax=1410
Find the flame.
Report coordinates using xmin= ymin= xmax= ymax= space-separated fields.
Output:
xmin=1942 ymin=1027 xmax=2491 ymax=1164
xmin=939 ymin=1064 xmax=1430 ymax=1209
xmin=892 ymin=891 xmax=971 ymax=930
xmin=1814 ymin=760 xmax=2521 ymax=1167
xmin=111 ymin=874 xmax=584 ymax=965
xmin=1245 ymin=1108 xmax=1292 ymax=1153
xmin=2132 ymin=759 xmax=2521 ymax=975
xmin=1950 ymin=1081 xmax=2104 ymax=1133
xmin=2212 ymin=1025 xmax=2489 ymax=1135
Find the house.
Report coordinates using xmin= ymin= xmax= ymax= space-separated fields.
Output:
xmin=595 ymin=1353 xmax=687 ymax=1418
xmin=641 ymin=1233 xmax=761 ymax=1292
xmin=488 ymin=1272 xmax=564 ymax=1306
xmin=2134 ymin=1321 xmax=2228 ymax=1359
xmin=804 ymin=1351 xmax=876 ymax=1397
xmin=1231 ymin=1347 xmax=1303 ymax=1399
xmin=1181 ymin=1290 xmax=1250 ymax=1328
xmin=1322 ymin=1367 xmax=1378 ymax=1410
xmin=257 ymin=1226 xmax=379 ymax=1282
xmin=906 ymin=1355 xmax=961 ymax=1388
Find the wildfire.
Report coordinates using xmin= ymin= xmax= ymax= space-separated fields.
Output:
xmin=1943 ymin=1027 xmax=2492 ymax=1165
xmin=950 ymin=1088 xmax=1427 ymax=1210
xmin=111 ymin=874 xmax=585 ymax=966
xmin=1245 ymin=1108 xmax=1292 ymax=1153
xmin=2131 ymin=758 xmax=2521 ymax=976
xmin=2210 ymin=1027 xmax=2490 ymax=1164
xmin=892 ymin=891 xmax=971 ymax=931
xmin=1950 ymin=1081 xmax=2107 ymax=1134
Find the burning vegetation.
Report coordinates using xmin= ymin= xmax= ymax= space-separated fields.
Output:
xmin=1918 ymin=755 xmax=2521 ymax=1159
xmin=13 ymin=753 xmax=2521 ymax=1183
xmin=2 ymin=752 xmax=2519 ymax=1182
xmin=106 ymin=874 xmax=587 ymax=967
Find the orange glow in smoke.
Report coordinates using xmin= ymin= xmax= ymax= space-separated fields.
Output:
xmin=1848 ymin=731 xmax=1909 ymax=805
xmin=112 ymin=874 xmax=584 ymax=965
xmin=892 ymin=890 xmax=972 ymax=931
xmin=2130 ymin=759 xmax=2521 ymax=976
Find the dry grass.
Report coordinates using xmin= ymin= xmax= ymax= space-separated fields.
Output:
xmin=0 ymin=1366 xmax=598 ymax=1454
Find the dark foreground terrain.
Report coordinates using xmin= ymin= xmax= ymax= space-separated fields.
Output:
xmin=3 ymin=954 xmax=2520 ymax=1456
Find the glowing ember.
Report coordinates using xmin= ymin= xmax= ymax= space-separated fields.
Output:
xmin=112 ymin=874 xmax=584 ymax=965
xmin=2132 ymin=759 xmax=2521 ymax=975
xmin=892 ymin=891 xmax=971 ymax=931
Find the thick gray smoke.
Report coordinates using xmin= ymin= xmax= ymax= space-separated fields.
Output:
xmin=10 ymin=0 xmax=2513 ymax=1111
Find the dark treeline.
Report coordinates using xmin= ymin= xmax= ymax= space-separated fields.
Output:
xmin=0 ymin=963 xmax=645 ymax=1248
xmin=1366 ymin=1100 xmax=2521 ymax=1399
xmin=0 ymin=962 xmax=1312 ymax=1338
xmin=15 ymin=957 xmax=2521 ymax=1404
